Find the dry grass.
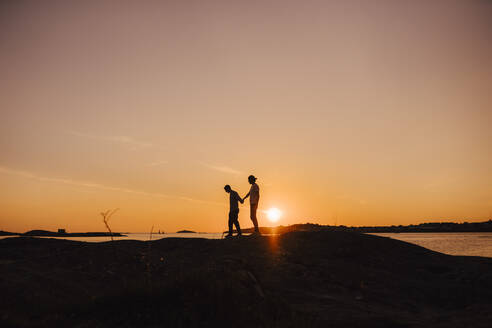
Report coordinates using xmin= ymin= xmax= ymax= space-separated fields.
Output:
xmin=146 ymin=225 xmax=154 ymax=289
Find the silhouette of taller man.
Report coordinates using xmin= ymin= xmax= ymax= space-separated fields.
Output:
xmin=224 ymin=185 xmax=243 ymax=237
xmin=243 ymin=175 xmax=260 ymax=234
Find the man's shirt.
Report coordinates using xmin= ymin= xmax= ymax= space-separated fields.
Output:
xmin=229 ymin=190 xmax=242 ymax=210
xmin=249 ymin=183 xmax=260 ymax=205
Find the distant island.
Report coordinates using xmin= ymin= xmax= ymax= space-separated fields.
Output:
xmin=0 ymin=230 xmax=126 ymax=238
xmin=0 ymin=231 xmax=18 ymax=236
xmin=176 ymin=230 xmax=196 ymax=233
xmin=341 ymin=219 xmax=492 ymax=233
xmin=230 ymin=220 xmax=492 ymax=234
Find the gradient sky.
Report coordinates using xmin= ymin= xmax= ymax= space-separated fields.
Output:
xmin=1 ymin=0 xmax=491 ymax=233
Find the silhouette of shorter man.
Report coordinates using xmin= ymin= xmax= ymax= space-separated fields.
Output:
xmin=224 ymin=185 xmax=243 ymax=237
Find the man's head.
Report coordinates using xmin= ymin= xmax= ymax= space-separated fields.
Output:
xmin=224 ymin=185 xmax=231 ymax=193
xmin=248 ymin=175 xmax=257 ymax=184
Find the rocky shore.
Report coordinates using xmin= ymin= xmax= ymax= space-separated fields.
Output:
xmin=1 ymin=231 xmax=491 ymax=327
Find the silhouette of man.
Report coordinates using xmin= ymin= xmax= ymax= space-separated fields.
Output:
xmin=243 ymin=175 xmax=260 ymax=234
xmin=224 ymin=185 xmax=243 ymax=237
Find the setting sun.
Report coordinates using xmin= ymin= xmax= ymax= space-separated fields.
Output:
xmin=266 ymin=208 xmax=282 ymax=223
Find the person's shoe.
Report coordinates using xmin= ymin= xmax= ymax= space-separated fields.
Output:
xmin=225 ymin=233 xmax=233 ymax=238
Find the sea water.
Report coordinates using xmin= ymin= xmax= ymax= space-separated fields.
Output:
xmin=371 ymin=232 xmax=492 ymax=258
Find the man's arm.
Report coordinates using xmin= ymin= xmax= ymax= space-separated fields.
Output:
xmin=242 ymin=192 xmax=250 ymax=202
xmin=236 ymin=192 xmax=244 ymax=204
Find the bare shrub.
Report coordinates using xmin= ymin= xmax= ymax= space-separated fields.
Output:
xmin=100 ymin=208 xmax=119 ymax=241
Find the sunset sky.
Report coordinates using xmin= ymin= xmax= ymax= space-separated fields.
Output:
xmin=1 ymin=0 xmax=491 ymax=233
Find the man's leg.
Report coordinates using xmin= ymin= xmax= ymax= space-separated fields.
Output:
xmin=230 ymin=209 xmax=241 ymax=235
xmin=233 ymin=209 xmax=242 ymax=235
xmin=227 ymin=211 xmax=234 ymax=236
xmin=250 ymin=203 xmax=259 ymax=233
xmin=234 ymin=221 xmax=242 ymax=235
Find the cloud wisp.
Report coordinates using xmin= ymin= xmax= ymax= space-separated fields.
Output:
xmin=0 ymin=166 xmax=222 ymax=206
xmin=0 ymin=165 xmax=174 ymax=198
xmin=201 ymin=163 xmax=242 ymax=175
xmin=69 ymin=131 xmax=161 ymax=150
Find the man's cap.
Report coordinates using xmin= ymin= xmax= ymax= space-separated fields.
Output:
xmin=248 ymin=175 xmax=257 ymax=181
